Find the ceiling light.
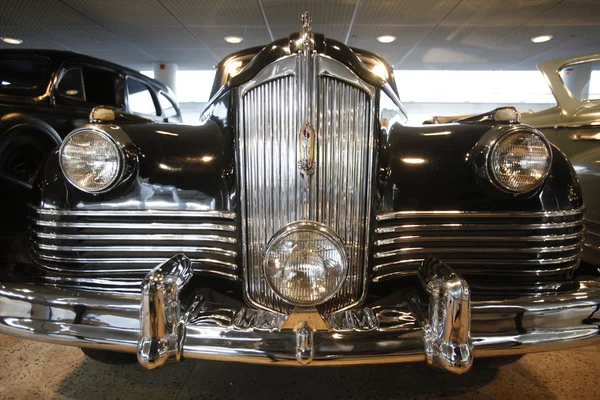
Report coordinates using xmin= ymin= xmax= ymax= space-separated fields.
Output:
xmin=224 ymin=36 xmax=243 ymax=44
xmin=377 ymin=35 xmax=396 ymax=44
xmin=530 ymin=35 xmax=553 ymax=44
xmin=1 ymin=37 xmax=23 ymax=45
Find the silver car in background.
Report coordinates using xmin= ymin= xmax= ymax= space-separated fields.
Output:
xmin=522 ymin=54 xmax=600 ymax=266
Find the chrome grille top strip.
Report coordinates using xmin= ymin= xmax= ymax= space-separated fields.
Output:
xmin=31 ymin=206 xmax=236 ymax=220
xmin=31 ymin=219 xmax=236 ymax=232
xmin=376 ymin=207 xmax=586 ymax=221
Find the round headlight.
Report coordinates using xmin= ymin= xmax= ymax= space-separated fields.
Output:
xmin=264 ymin=221 xmax=347 ymax=306
xmin=60 ymin=129 xmax=122 ymax=193
xmin=489 ymin=131 xmax=551 ymax=193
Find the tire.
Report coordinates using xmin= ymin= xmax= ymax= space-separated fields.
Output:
xmin=81 ymin=348 xmax=139 ymax=365
xmin=0 ymin=131 xmax=57 ymax=185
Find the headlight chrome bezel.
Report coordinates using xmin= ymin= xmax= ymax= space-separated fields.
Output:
xmin=263 ymin=221 xmax=348 ymax=307
xmin=473 ymin=125 xmax=553 ymax=196
xmin=59 ymin=127 xmax=125 ymax=194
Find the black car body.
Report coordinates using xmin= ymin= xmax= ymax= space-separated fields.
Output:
xmin=0 ymin=49 xmax=182 ymax=255
xmin=0 ymin=16 xmax=598 ymax=372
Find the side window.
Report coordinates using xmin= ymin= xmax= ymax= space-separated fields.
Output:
xmin=81 ymin=66 xmax=119 ymax=107
xmin=56 ymin=68 xmax=86 ymax=101
xmin=127 ymin=79 xmax=158 ymax=116
xmin=158 ymin=93 xmax=179 ymax=120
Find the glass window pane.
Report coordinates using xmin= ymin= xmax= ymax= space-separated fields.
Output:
xmin=57 ymin=68 xmax=85 ymax=101
xmin=158 ymin=93 xmax=178 ymax=119
xmin=127 ymin=79 xmax=157 ymax=116
xmin=560 ymin=61 xmax=600 ymax=100
xmin=0 ymin=56 xmax=52 ymax=95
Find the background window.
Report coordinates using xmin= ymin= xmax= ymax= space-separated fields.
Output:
xmin=81 ymin=66 xmax=118 ymax=107
xmin=127 ymin=79 xmax=157 ymax=116
xmin=56 ymin=68 xmax=85 ymax=101
xmin=0 ymin=56 xmax=51 ymax=95
xmin=158 ymin=93 xmax=179 ymax=120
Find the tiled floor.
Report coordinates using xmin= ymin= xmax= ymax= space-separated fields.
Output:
xmin=0 ymin=335 xmax=598 ymax=400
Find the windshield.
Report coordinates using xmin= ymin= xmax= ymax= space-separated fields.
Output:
xmin=559 ymin=60 xmax=600 ymax=101
xmin=0 ymin=55 xmax=52 ymax=96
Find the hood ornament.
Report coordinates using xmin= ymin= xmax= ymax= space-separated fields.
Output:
xmin=300 ymin=11 xmax=313 ymax=51
xmin=298 ymin=121 xmax=315 ymax=176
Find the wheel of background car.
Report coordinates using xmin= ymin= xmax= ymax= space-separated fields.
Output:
xmin=0 ymin=130 xmax=57 ymax=185
xmin=80 ymin=348 xmax=138 ymax=365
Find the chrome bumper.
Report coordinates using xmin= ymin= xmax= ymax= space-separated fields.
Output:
xmin=1 ymin=255 xmax=599 ymax=374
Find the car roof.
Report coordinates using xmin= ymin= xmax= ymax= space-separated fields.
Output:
xmin=0 ymin=48 xmax=170 ymax=93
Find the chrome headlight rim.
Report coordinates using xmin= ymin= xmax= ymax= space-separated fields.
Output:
xmin=484 ymin=126 xmax=553 ymax=195
xmin=59 ymin=127 xmax=124 ymax=194
xmin=262 ymin=220 xmax=348 ymax=307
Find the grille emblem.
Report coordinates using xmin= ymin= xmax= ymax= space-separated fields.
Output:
xmin=298 ymin=121 xmax=316 ymax=175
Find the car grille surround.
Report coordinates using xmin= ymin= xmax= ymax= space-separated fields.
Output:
xmin=238 ymin=53 xmax=375 ymax=313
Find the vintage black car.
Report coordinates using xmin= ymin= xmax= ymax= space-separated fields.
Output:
xmin=0 ymin=14 xmax=597 ymax=372
xmin=0 ymin=49 xmax=181 ymax=186
xmin=0 ymin=49 xmax=182 ymax=260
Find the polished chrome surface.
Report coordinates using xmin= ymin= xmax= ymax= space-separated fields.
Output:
xmin=238 ymin=51 xmax=374 ymax=313
xmin=419 ymin=258 xmax=472 ymax=373
xmin=33 ymin=207 xmax=236 ymax=219
xmin=29 ymin=206 xmax=239 ymax=280
xmin=373 ymin=207 xmax=585 ymax=284
xmin=137 ymin=254 xmax=201 ymax=369
xmin=1 ymin=271 xmax=599 ymax=367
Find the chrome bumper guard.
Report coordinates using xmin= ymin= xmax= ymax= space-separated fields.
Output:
xmin=1 ymin=255 xmax=599 ymax=373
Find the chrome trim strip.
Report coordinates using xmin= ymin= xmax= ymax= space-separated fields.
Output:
xmin=31 ymin=219 xmax=237 ymax=233
xmin=374 ymin=243 xmax=582 ymax=259
xmin=33 ymin=243 xmax=237 ymax=258
xmin=31 ymin=232 xmax=236 ymax=243
xmin=31 ymin=250 xmax=238 ymax=270
xmin=31 ymin=206 xmax=236 ymax=220
xmin=374 ymin=254 xmax=581 ymax=271
xmin=376 ymin=207 xmax=585 ymax=221
xmin=372 ymin=264 xmax=580 ymax=282
xmin=374 ymin=232 xmax=584 ymax=246
xmin=375 ymin=219 xmax=584 ymax=233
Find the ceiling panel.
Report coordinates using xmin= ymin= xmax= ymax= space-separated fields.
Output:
xmin=160 ymin=0 xmax=265 ymax=27
xmin=63 ymin=0 xmax=180 ymax=27
xmin=262 ymin=0 xmax=356 ymax=26
xmin=354 ymin=0 xmax=461 ymax=26
xmin=0 ymin=0 xmax=599 ymax=71
xmin=0 ymin=0 xmax=90 ymax=26
xmin=109 ymin=26 xmax=204 ymax=49
xmin=187 ymin=26 xmax=271 ymax=48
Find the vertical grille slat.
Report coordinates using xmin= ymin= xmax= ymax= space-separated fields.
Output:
xmin=240 ymin=55 xmax=374 ymax=313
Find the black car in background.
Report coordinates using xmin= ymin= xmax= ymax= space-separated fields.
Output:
xmin=0 ymin=49 xmax=181 ymax=258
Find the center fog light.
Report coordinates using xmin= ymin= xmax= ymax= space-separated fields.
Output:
xmin=264 ymin=221 xmax=347 ymax=306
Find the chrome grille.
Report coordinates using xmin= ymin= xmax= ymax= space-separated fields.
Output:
xmin=239 ymin=54 xmax=374 ymax=313
xmin=29 ymin=207 xmax=239 ymax=280
xmin=373 ymin=208 xmax=585 ymax=283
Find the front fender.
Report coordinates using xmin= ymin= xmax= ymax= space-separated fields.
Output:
xmin=382 ymin=122 xmax=583 ymax=212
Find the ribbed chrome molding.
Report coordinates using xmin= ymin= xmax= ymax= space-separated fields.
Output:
xmin=29 ymin=206 xmax=239 ymax=281
xmin=238 ymin=50 xmax=375 ymax=313
xmin=373 ymin=207 xmax=586 ymax=284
